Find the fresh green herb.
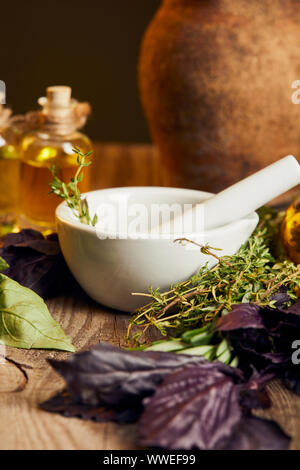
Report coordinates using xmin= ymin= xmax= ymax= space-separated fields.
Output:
xmin=128 ymin=207 xmax=300 ymax=357
xmin=174 ymin=238 xmax=226 ymax=264
xmin=144 ymin=321 xmax=237 ymax=365
xmin=0 ymin=256 xmax=74 ymax=351
xmin=0 ymin=257 xmax=9 ymax=272
xmin=49 ymin=147 xmax=97 ymax=226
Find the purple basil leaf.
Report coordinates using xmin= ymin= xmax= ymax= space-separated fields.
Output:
xmin=217 ymin=300 xmax=300 ymax=378
xmin=227 ymin=335 xmax=289 ymax=376
xmin=2 ymin=229 xmax=43 ymax=248
xmin=228 ymin=328 xmax=272 ymax=355
xmin=139 ymin=365 xmax=288 ymax=450
xmin=261 ymin=306 xmax=300 ymax=332
xmin=222 ymin=415 xmax=290 ymax=450
xmin=270 ymin=286 xmax=291 ymax=309
xmin=283 ymin=298 xmax=300 ymax=315
xmin=217 ymin=304 xmax=264 ymax=331
xmin=14 ymin=239 xmax=61 ymax=256
xmin=47 ymin=342 xmax=239 ymax=409
xmin=0 ymin=229 xmax=78 ymax=298
xmin=44 ymin=343 xmax=289 ymax=450
xmin=262 ymin=352 xmax=290 ymax=364
xmin=2 ymin=228 xmax=60 ymax=255
xmin=283 ymin=366 xmax=300 ymax=395
xmin=40 ymin=390 xmax=142 ymax=423
xmin=245 ymin=368 xmax=277 ymax=389
xmin=139 ymin=366 xmax=242 ymax=450
xmin=239 ymin=388 xmax=271 ymax=410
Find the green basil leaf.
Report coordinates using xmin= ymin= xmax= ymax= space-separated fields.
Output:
xmin=0 ymin=274 xmax=75 ymax=352
xmin=0 ymin=256 xmax=9 ymax=272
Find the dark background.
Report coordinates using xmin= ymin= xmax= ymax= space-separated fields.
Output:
xmin=1 ymin=0 xmax=161 ymax=142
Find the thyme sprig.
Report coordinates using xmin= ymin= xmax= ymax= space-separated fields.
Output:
xmin=49 ymin=147 xmax=97 ymax=226
xmin=174 ymin=238 xmax=230 ymax=265
xmin=128 ymin=208 xmax=300 ymax=349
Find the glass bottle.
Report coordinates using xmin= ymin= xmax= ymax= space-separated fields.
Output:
xmin=19 ymin=86 xmax=92 ymax=231
xmin=0 ymin=101 xmax=20 ymax=236
xmin=281 ymin=196 xmax=300 ymax=264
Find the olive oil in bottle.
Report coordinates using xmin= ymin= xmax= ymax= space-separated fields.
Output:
xmin=0 ymin=100 xmax=20 ymax=236
xmin=19 ymin=86 xmax=92 ymax=230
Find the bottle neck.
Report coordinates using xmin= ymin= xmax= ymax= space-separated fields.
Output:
xmin=40 ymin=101 xmax=91 ymax=137
xmin=41 ymin=112 xmax=78 ymax=137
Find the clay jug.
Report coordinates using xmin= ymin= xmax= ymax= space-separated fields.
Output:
xmin=139 ymin=0 xmax=300 ymax=192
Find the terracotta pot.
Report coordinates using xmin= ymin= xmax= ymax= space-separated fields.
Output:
xmin=139 ymin=0 xmax=300 ymax=192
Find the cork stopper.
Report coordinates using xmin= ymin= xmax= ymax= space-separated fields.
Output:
xmin=46 ymin=86 xmax=72 ymax=108
xmin=38 ymin=85 xmax=73 ymax=119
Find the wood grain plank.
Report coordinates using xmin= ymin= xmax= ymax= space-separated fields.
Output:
xmin=91 ymin=143 xmax=161 ymax=189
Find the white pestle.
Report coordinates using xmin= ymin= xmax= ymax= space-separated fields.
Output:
xmin=202 ymin=155 xmax=300 ymax=230
xmin=156 ymin=155 xmax=300 ymax=234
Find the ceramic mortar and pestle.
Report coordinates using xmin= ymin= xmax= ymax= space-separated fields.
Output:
xmin=56 ymin=155 xmax=300 ymax=312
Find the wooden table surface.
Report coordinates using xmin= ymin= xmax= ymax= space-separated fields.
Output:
xmin=1 ymin=143 xmax=300 ymax=450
